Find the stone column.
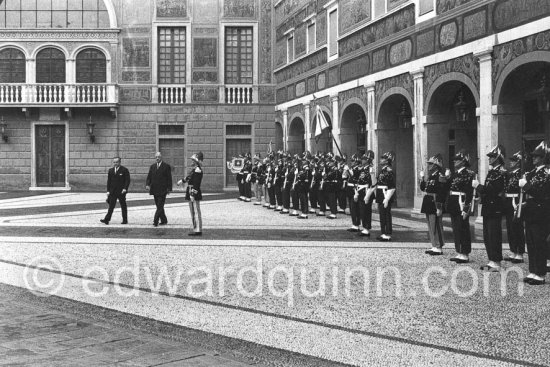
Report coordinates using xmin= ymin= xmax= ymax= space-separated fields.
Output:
xmin=303 ymin=103 xmax=312 ymax=152
xmin=366 ymin=84 xmax=377 ymax=174
xmin=476 ymin=49 xmax=494 ymax=186
xmin=331 ymin=95 xmax=342 ymax=156
xmin=282 ymin=109 xmax=288 ymax=151
xmin=412 ymin=68 xmax=425 ymax=212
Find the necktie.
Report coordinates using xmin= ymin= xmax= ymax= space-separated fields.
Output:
xmin=157 ymin=163 xmax=160 ymax=169
xmin=115 ymin=168 xmax=118 ymax=174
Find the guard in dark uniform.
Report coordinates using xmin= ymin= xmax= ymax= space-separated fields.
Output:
xmin=421 ymin=154 xmax=447 ymax=255
xmin=242 ymin=153 xmax=252 ymax=202
xmin=324 ymin=158 xmax=339 ymax=219
xmin=503 ymin=151 xmax=525 ymax=263
xmin=445 ymin=150 xmax=475 ymax=264
xmin=178 ymin=151 xmax=204 ymax=236
xmin=281 ymin=157 xmax=294 ymax=214
xmin=252 ymin=154 xmax=264 ymax=205
xmin=375 ymin=152 xmax=396 ymax=241
xmin=236 ymin=154 xmax=244 ymax=200
xmin=358 ymin=151 xmax=375 ymax=237
xmin=519 ymin=141 xmax=550 ymax=285
xmin=264 ymin=157 xmax=275 ymax=208
xmin=317 ymin=159 xmax=328 ymax=216
xmin=309 ymin=157 xmax=321 ymax=214
xmin=290 ymin=157 xmax=301 ymax=216
xmin=336 ymin=155 xmax=347 ymax=214
xmin=347 ymin=154 xmax=362 ymax=232
xmin=472 ymin=145 xmax=506 ymax=271
xmin=274 ymin=156 xmax=285 ymax=211
xmin=296 ymin=160 xmax=312 ymax=219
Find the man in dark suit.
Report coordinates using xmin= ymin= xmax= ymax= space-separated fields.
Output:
xmin=100 ymin=157 xmax=131 ymax=225
xmin=146 ymin=152 xmax=172 ymax=226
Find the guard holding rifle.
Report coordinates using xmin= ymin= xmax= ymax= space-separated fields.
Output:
xmin=358 ymin=151 xmax=375 ymax=237
xmin=346 ymin=153 xmax=362 ymax=232
xmin=375 ymin=151 xmax=396 ymax=241
xmin=296 ymin=160 xmax=312 ymax=219
xmin=445 ymin=150 xmax=475 ymax=264
xmin=503 ymin=151 xmax=525 ymax=263
xmin=472 ymin=145 xmax=506 ymax=272
xmin=519 ymin=141 xmax=550 ymax=285
xmin=420 ymin=154 xmax=447 ymax=255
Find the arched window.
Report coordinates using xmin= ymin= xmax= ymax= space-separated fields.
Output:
xmin=76 ymin=48 xmax=106 ymax=83
xmin=0 ymin=48 xmax=25 ymax=83
xmin=36 ymin=48 xmax=66 ymax=83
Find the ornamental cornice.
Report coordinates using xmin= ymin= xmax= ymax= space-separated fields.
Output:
xmin=0 ymin=30 xmax=119 ymax=41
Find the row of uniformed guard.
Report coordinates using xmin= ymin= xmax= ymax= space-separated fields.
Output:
xmin=420 ymin=141 xmax=550 ymax=285
xmin=235 ymin=150 xmax=397 ymax=241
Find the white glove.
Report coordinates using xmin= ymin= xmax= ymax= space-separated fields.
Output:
xmin=461 ymin=211 xmax=469 ymax=220
xmin=445 ymin=168 xmax=451 ymax=178
xmin=472 ymin=179 xmax=479 ymax=188
xmin=177 ymin=179 xmax=183 ymax=186
xmin=353 ymin=194 xmax=359 ymax=202
xmin=436 ymin=208 xmax=442 ymax=217
xmin=383 ymin=198 xmax=389 ymax=208
xmin=419 ymin=171 xmax=425 ymax=180
xmin=519 ymin=178 xmax=527 ymax=188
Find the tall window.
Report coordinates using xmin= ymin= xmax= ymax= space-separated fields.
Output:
xmin=307 ymin=23 xmax=316 ymax=53
xmin=0 ymin=48 xmax=25 ymax=83
xmin=287 ymin=34 xmax=294 ymax=62
xmin=158 ymin=27 xmax=186 ymax=84
xmin=36 ymin=48 xmax=65 ymax=83
xmin=0 ymin=0 xmax=110 ymax=29
xmin=225 ymin=27 xmax=253 ymax=85
xmin=76 ymin=48 xmax=106 ymax=83
xmin=328 ymin=9 xmax=338 ymax=58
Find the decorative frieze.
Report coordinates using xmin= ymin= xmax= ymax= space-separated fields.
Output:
xmin=463 ymin=8 xmax=487 ymax=42
xmin=389 ymin=38 xmax=413 ymax=66
xmin=375 ymin=73 xmax=413 ymax=105
xmin=0 ymin=31 xmax=118 ymax=40
xmin=192 ymin=87 xmax=219 ymax=103
xmin=156 ymin=0 xmax=188 ymax=17
xmin=122 ymin=71 xmax=151 ymax=83
xmin=338 ymin=86 xmax=368 ymax=112
xmin=493 ymin=0 xmax=550 ymax=31
xmin=340 ymin=55 xmax=370 ymax=83
xmin=223 ymin=0 xmax=256 ymax=18
xmin=439 ymin=20 xmax=458 ymax=49
xmin=120 ymin=87 xmax=151 ymax=103
xmin=423 ymin=54 xmax=479 ymax=101
xmin=339 ymin=0 xmax=372 ymax=35
xmin=436 ymin=0 xmax=472 ymax=15
xmin=274 ymin=48 xmax=327 ymax=83
xmin=416 ymin=29 xmax=435 ymax=57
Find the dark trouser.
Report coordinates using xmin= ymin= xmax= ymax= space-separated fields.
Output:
xmin=291 ymin=189 xmax=299 ymax=210
xmin=105 ymin=194 xmax=127 ymax=222
xmin=360 ymin=196 xmax=373 ymax=230
xmin=318 ymin=187 xmax=326 ymax=212
xmin=426 ymin=214 xmax=444 ymax=248
xmin=525 ymin=221 xmax=549 ymax=277
xmin=350 ymin=195 xmax=361 ymax=226
xmin=450 ymin=214 xmax=471 ymax=255
xmin=505 ymin=210 xmax=525 ymax=255
xmin=483 ymin=215 xmax=503 ymax=262
xmin=310 ymin=186 xmax=319 ymax=209
xmin=238 ymin=179 xmax=244 ymax=196
xmin=275 ymin=184 xmax=283 ymax=206
xmin=282 ymin=186 xmax=291 ymax=209
xmin=324 ymin=191 xmax=337 ymax=215
xmin=244 ymin=181 xmax=252 ymax=199
xmin=299 ymin=191 xmax=309 ymax=214
xmin=153 ymin=194 xmax=167 ymax=225
xmin=337 ymin=188 xmax=347 ymax=210
xmin=378 ymin=203 xmax=392 ymax=235
xmin=268 ymin=185 xmax=276 ymax=205
xmin=189 ymin=200 xmax=202 ymax=232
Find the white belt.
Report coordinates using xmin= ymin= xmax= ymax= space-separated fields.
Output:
xmin=505 ymin=193 xmax=519 ymax=198
xmin=450 ymin=191 xmax=465 ymax=196
xmin=377 ymin=185 xmax=388 ymax=189
xmin=347 ymin=183 xmax=356 ymax=187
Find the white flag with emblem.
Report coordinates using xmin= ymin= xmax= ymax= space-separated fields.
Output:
xmin=314 ymin=105 xmax=330 ymax=138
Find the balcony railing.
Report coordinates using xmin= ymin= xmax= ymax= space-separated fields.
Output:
xmin=225 ymin=85 xmax=256 ymax=104
xmin=0 ymin=83 xmax=117 ymax=105
xmin=157 ymin=85 xmax=186 ymax=104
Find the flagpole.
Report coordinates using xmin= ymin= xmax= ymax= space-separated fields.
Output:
xmin=330 ymin=129 xmax=343 ymax=157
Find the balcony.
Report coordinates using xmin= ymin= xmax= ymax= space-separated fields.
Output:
xmin=224 ymin=85 xmax=257 ymax=104
xmin=153 ymin=84 xmax=259 ymax=104
xmin=0 ymin=83 xmax=118 ymax=107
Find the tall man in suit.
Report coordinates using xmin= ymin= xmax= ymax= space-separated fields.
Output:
xmin=100 ymin=157 xmax=131 ymax=225
xmin=146 ymin=152 xmax=173 ymax=227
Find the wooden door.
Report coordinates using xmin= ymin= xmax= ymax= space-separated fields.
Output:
xmin=226 ymin=138 xmax=250 ymax=186
xmin=159 ymin=138 xmax=185 ymax=187
xmin=36 ymin=125 xmax=65 ymax=187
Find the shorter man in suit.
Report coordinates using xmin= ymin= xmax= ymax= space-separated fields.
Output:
xmin=100 ymin=157 xmax=131 ymax=225
xmin=146 ymin=152 xmax=173 ymax=227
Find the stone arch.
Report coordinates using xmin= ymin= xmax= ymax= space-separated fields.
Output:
xmin=0 ymin=44 xmax=30 ymax=59
xmin=375 ymin=87 xmax=413 ymax=123
xmin=288 ymin=115 xmax=305 ymax=154
xmin=71 ymin=45 xmax=112 ymax=61
xmin=424 ymin=72 xmax=480 ymax=115
xmin=102 ymin=0 xmax=118 ymax=28
xmin=32 ymin=44 xmax=69 ymax=59
xmin=340 ymin=101 xmax=368 ymax=157
xmin=310 ymin=105 xmax=333 ymax=154
xmin=340 ymin=97 xmax=367 ymax=122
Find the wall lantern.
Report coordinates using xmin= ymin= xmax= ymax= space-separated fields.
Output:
xmin=357 ymin=115 xmax=366 ymax=147
xmin=0 ymin=116 xmax=8 ymax=143
xmin=86 ymin=115 xmax=95 ymax=143
xmin=534 ymin=73 xmax=550 ymax=113
xmin=454 ymin=89 xmax=469 ymax=123
xmin=398 ymin=102 xmax=412 ymax=129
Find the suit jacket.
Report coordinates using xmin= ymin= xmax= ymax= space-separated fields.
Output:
xmin=107 ymin=166 xmax=130 ymax=197
xmin=146 ymin=161 xmax=173 ymax=196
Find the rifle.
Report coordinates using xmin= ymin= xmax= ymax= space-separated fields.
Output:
xmin=291 ymin=168 xmax=298 ymax=190
xmin=470 ymin=173 xmax=478 ymax=215
xmin=515 ymin=151 xmax=525 ymax=220
xmin=320 ymin=169 xmax=326 ymax=190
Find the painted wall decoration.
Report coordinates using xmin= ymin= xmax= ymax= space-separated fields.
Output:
xmin=419 ymin=0 xmax=435 ymax=15
xmin=307 ymin=76 xmax=316 ymax=94
xmin=120 ymin=87 xmax=151 ymax=103
xmin=341 ymin=55 xmax=370 ymax=83
xmin=388 ymin=0 xmax=408 ymax=11
xmin=493 ymin=0 xmax=550 ymax=31
xmin=277 ymin=87 xmax=288 ymax=103
xmin=275 ymin=40 xmax=287 ymax=68
xmin=288 ymin=105 xmax=303 ymax=122
xmin=338 ymin=5 xmax=415 ymax=56
xmin=296 ymin=81 xmax=306 ymax=97
xmin=193 ymin=38 xmax=217 ymax=68
xmin=288 ymin=85 xmax=296 ymax=100
xmin=194 ymin=0 xmax=219 ymax=23
xmin=259 ymin=0 xmax=273 ymax=84
xmin=375 ymin=73 xmax=413 ymax=106
xmin=193 ymin=27 xmax=218 ymax=36
xmin=224 ymin=0 xmax=256 ymax=18
xmin=192 ymin=71 xmax=218 ymax=83
xmin=312 ymin=96 xmax=331 ymax=115
xmin=328 ymin=67 xmax=339 ymax=87
xmin=274 ymin=48 xmax=327 ymax=83
xmin=416 ymin=29 xmax=435 ymax=57
xmin=317 ymin=72 xmax=326 ymax=90
xmin=439 ymin=20 xmax=458 ymax=49
xmin=123 ymin=0 xmax=150 ymax=24
xmin=463 ymin=9 xmax=487 ymax=42
xmin=436 ymin=0 xmax=472 ymax=15
xmin=316 ymin=10 xmax=327 ymax=48
xmin=339 ymin=0 xmax=371 ymax=35
xmin=121 ymin=71 xmax=151 ymax=83
xmin=493 ymin=30 xmax=550 ymax=93
xmin=156 ymin=0 xmax=188 ymax=18
xmin=295 ymin=24 xmax=307 ymax=57
xmin=338 ymin=86 xmax=368 ymax=112
xmin=259 ymin=86 xmax=275 ymax=103
xmin=389 ymin=38 xmax=412 ymax=66
xmin=122 ymin=38 xmax=150 ymax=67
xmin=192 ymin=87 xmax=219 ymax=103
xmin=423 ymin=53 xmax=480 ymax=102
xmin=372 ymin=48 xmax=386 ymax=72
xmin=275 ymin=0 xmax=309 ymax=25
